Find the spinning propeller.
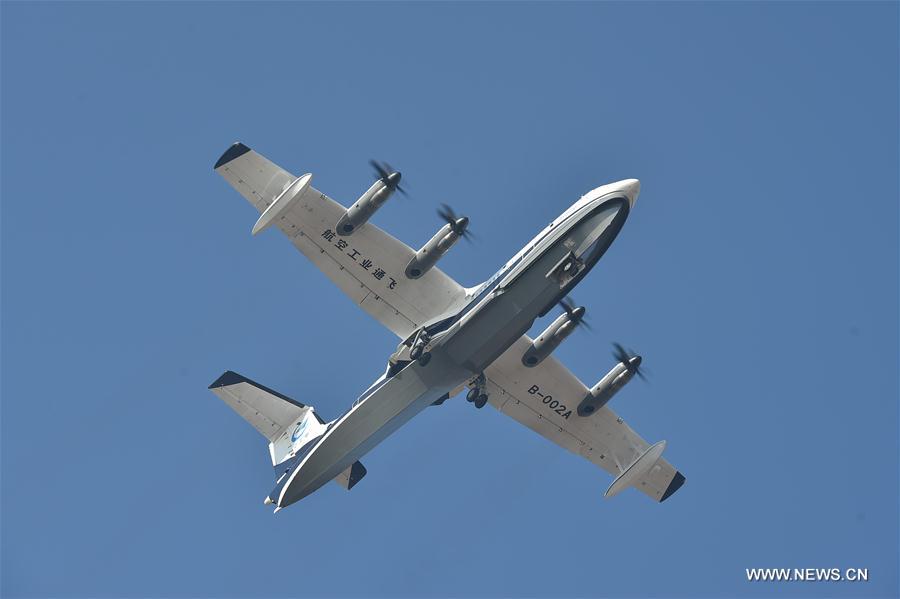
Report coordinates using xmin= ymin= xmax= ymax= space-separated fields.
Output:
xmin=438 ymin=203 xmax=474 ymax=242
xmin=612 ymin=342 xmax=647 ymax=381
xmin=369 ymin=160 xmax=407 ymax=196
xmin=559 ymin=296 xmax=591 ymax=331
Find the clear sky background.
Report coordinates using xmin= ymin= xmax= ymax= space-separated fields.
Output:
xmin=2 ymin=2 xmax=897 ymax=598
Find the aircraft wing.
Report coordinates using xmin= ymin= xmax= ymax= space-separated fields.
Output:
xmin=484 ymin=335 xmax=685 ymax=502
xmin=213 ymin=143 xmax=469 ymax=339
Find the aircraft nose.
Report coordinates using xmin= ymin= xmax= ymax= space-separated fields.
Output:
xmin=620 ymin=179 xmax=641 ymax=207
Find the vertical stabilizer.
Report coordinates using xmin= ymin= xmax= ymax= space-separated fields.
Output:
xmin=208 ymin=371 xmax=326 ymax=465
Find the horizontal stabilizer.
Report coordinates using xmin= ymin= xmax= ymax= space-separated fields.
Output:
xmin=209 ymin=371 xmax=323 ymax=443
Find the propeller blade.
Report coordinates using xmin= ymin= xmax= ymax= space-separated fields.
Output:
xmin=437 ymin=204 xmax=473 ymax=239
xmin=611 ymin=342 xmax=649 ymax=382
xmin=558 ymin=297 xmax=592 ymax=333
xmin=438 ymin=203 xmax=457 ymax=224
xmin=369 ymin=160 xmax=407 ymax=197
xmin=369 ymin=159 xmax=389 ymax=181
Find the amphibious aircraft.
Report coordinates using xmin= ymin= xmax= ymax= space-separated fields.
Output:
xmin=209 ymin=142 xmax=685 ymax=512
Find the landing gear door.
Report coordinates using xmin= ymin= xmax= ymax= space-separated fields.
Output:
xmin=546 ymin=251 xmax=583 ymax=288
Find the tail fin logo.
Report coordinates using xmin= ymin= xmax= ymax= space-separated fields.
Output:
xmin=290 ymin=416 xmax=310 ymax=443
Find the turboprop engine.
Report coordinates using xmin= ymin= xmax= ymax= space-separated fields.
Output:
xmin=405 ymin=204 xmax=472 ymax=279
xmin=335 ymin=160 xmax=405 ymax=236
xmin=576 ymin=343 xmax=646 ymax=416
xmin=521 ymin=298 xmax=588 ymax=367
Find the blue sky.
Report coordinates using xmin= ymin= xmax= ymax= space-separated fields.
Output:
xmin=2 ymin=2 xmax=897 ymax=598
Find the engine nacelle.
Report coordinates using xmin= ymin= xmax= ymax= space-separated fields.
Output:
xmin=405 ymin=218 xmax=467 ymax=279
xmin=577 ymin=358 xmax=640 ymax=416
xmin=521 ymin=307 xmax=584 ymax=367
xmin=335 ymin=173 xmax=401 ymax=236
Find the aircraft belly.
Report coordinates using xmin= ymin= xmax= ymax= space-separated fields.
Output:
xmin=444 ymin=244 xmax=573 ymax=372
xmin=279 ymin=356 xmax=466 ymax=506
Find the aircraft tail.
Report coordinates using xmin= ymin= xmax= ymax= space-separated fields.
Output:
xmin=208 ymin=371 xmax=367 ymax=494
xmin=208 ymin=371 xmax=327 ymax=466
